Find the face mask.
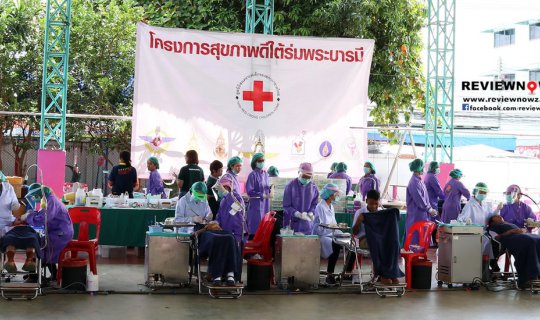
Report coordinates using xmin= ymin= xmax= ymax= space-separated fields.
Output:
xmin=475 ymin=194 xmax=486 ymax=202
xmin=332 ymin=196 xmax=341 ymax=204
xmin=363 ymin=167 xmax=371 ymax=174
xmin=505 ymin=194 xmax=514 ymax=204
xmin=256 ymin=162 xmax=265 ymax=169
xmin=231 ymin=169 xmax=239 ymax=175
xmin=435 ymin=168 xmax=441 ymax=174
xmin=299 ymin=178 xmax=311 ymax=185
xmin=191 ymin=192 xmax=206 ymax=203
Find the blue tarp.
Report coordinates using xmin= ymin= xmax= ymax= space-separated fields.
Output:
xmin=368 ymin=131 xmax=516 ymax=151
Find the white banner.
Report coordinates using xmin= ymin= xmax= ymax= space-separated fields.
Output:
xmin=132 ymin=23 xmax=374 ymax=181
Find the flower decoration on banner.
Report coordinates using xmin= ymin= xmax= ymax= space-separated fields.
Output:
xmin=291 ymin=130 xmax=306 ymax=155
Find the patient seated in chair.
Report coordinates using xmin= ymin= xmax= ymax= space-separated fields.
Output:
xmin=488 ymin=215 xmax=540 ymax=288
xmin=349 ymin=190 xmax=404 ymax=285
xmin=193 ymin=221 xmax=241 ymax=286
xmin=0 ymin=217 xmax=42 ymax=273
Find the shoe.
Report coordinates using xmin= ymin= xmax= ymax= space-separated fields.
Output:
xmin=391 ymin=278 xmax=400 ymax=285
xmin=352 ymin=275 xmax=360 ymax=284
xmin=490 ymin=260 xmax=501 ymax=273
xmin=342 ymin=274 xmax=352 ymax=281
xmin=3 ymin=262 xmax=17 ymax=273
xmin=22 ymin=261 xmax=36 ymax=273
xmin=226 ymin=276 xmax=235 ymax=286
xmin=212 ymin=278 xmax=222 ymax=286
xmin=380 ymin=277 xmax=392 ymax=285
xmin=326 ymin=275 xmax=336 ymax=285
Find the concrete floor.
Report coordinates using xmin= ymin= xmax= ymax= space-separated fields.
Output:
xmin=2 ymin=249 xmax=539 ymax=319
xmin=1 ymin=289 xmax=539 ymax=320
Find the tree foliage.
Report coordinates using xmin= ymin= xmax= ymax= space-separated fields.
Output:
xmin=0 ymin=0 xmax=43 ymax=175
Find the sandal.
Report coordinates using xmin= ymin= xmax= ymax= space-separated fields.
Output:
xmin=22 ymin=261 xmax=36 ymax=273
xmin=4 ymin=261 xmax=17 ymax=273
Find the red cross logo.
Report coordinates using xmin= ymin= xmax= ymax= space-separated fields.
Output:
xmin=242 ymin=80 xmax=274 ymax=112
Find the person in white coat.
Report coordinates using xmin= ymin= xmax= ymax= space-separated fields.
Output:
xmin=457 ymin=182 xmax=502 ymax=271
xmin=457 ymin=182 xmax=501 ymax=225
xmin=175 ymin=182 xmax=212 ymax=233
xmin=312 ymin=183 xmax=342 ymax=285
xmin=0 ymin=179 xmax=21 ymax=237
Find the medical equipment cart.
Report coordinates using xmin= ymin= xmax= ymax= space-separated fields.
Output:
xmin=437 ymin=224 xmax=483 ymax=287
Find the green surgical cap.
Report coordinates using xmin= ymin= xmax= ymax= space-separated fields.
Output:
xmin=268 ymin=166 xmax=279 ymax=177
xmin=227 ymin=156 xmax=242 ymax=169
xmin=474 ymin=182 xmax=488 ymax=193
xmin=428 ymin=161 xmax=439 ymax=173
xmin=331 ymin=162 xmax=338 ymax=171
xmin=336 ymin=162 xmax=347 ymax=172
xmin=409 ymin=159 xmax=424 ymax=172
xmin=191 ymin=181 xmax=207 ymax=194
xmin=449 ymin=169 xmax=463 ymax=179
xmin=148 ymin=156 xmax=159 ymax=169
xmin=250 ymin=152 xmax=264 ymax=168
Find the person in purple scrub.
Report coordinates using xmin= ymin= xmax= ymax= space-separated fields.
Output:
xmin=441 ymin=169 xmax=470 ymax=223
xmin=282 ymin=162 xmax=319 ymax=234
xmin=245 ymin=153 xmax=270 ymax=239
xmin=357 ymin=161 xmax=380 ymax=201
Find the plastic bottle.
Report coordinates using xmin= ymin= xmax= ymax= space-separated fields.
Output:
xmin=75 ymin=188 xmax=85 ymax=206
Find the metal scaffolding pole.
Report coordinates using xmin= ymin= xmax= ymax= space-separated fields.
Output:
xmin=39 ymin=0 xmax=72 ymax=150
xmin=425 ymin=0 xmax=456 ymax=163
xmin=245 ymin=0 xmax=274 ymax=35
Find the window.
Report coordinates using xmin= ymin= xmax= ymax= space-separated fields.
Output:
xmin=501 ymin=73 xmax=515 ymax=82
xmin=494 ymin=29 xmax=515 ymax=47
xmin=530 ymin=70 xmax=540 ymax=82
xmin=530 ymin=23 xmax=540 ymax=40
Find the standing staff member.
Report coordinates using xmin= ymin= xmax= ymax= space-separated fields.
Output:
xmin=146 ymin=156 xmax=164 ymax=197
xmin=442 ymin=169 xmax=470 ymax=223
xmin=424 ymin=161 xmax=445 ymax=215
xmin=108 ymin=150 xmax=138 ymax=198
xmin=225 ymin=156 xmax=243 ymax=193
xmin=405 ymin=159 xmax=438 ymax=235
xmin=246 ymin=153 xmax=270 ymax=239
xmin=177 ymin=150 xmax=204 ymax=199
xmin=329 ymin=162 xmax=352 ymax=195
xmin=358 ymin=161 xmax=380 ymax=201
xmin=206 ymin=160 xmax=223 ymax=220
xmin=283 ymin=163 xmax=318 ymax=233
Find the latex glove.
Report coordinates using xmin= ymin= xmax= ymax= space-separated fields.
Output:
xmin=262 ymin=193 xmax=270 ymax=199
xmin=20 ymin=213 xmax=29 ymax=221
xmin=429 ymin=208 xmax=438 ymax=217
xmin=294 ymin=211 xmax=302 ymax=219
xmin=496 ymin=202 xmax=503 ymax=211
xmin=307 ymin=212 xmax=314 ymax=221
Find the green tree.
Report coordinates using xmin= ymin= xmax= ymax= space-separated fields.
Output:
xmin=66 ymin=0 xmax=144 ymax=153
xmin=0 ymin=0 xmax=43 ymax=176
xmin=136 ymin=0 xmax=425 ymax=133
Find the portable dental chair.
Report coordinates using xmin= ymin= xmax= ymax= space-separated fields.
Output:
xmin=0 ymin=226 xmax=44 ymax=300
xmin=191 ymin=225 xmax=244 ymax=299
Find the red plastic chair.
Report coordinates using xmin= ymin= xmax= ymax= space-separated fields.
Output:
xmin=57 ymin=207 xmax=101 ymax=283
xmin=243 ymin=211 xmax=276 ymax=261
xmin=400 ymin=221 xmax=436 ymax=289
